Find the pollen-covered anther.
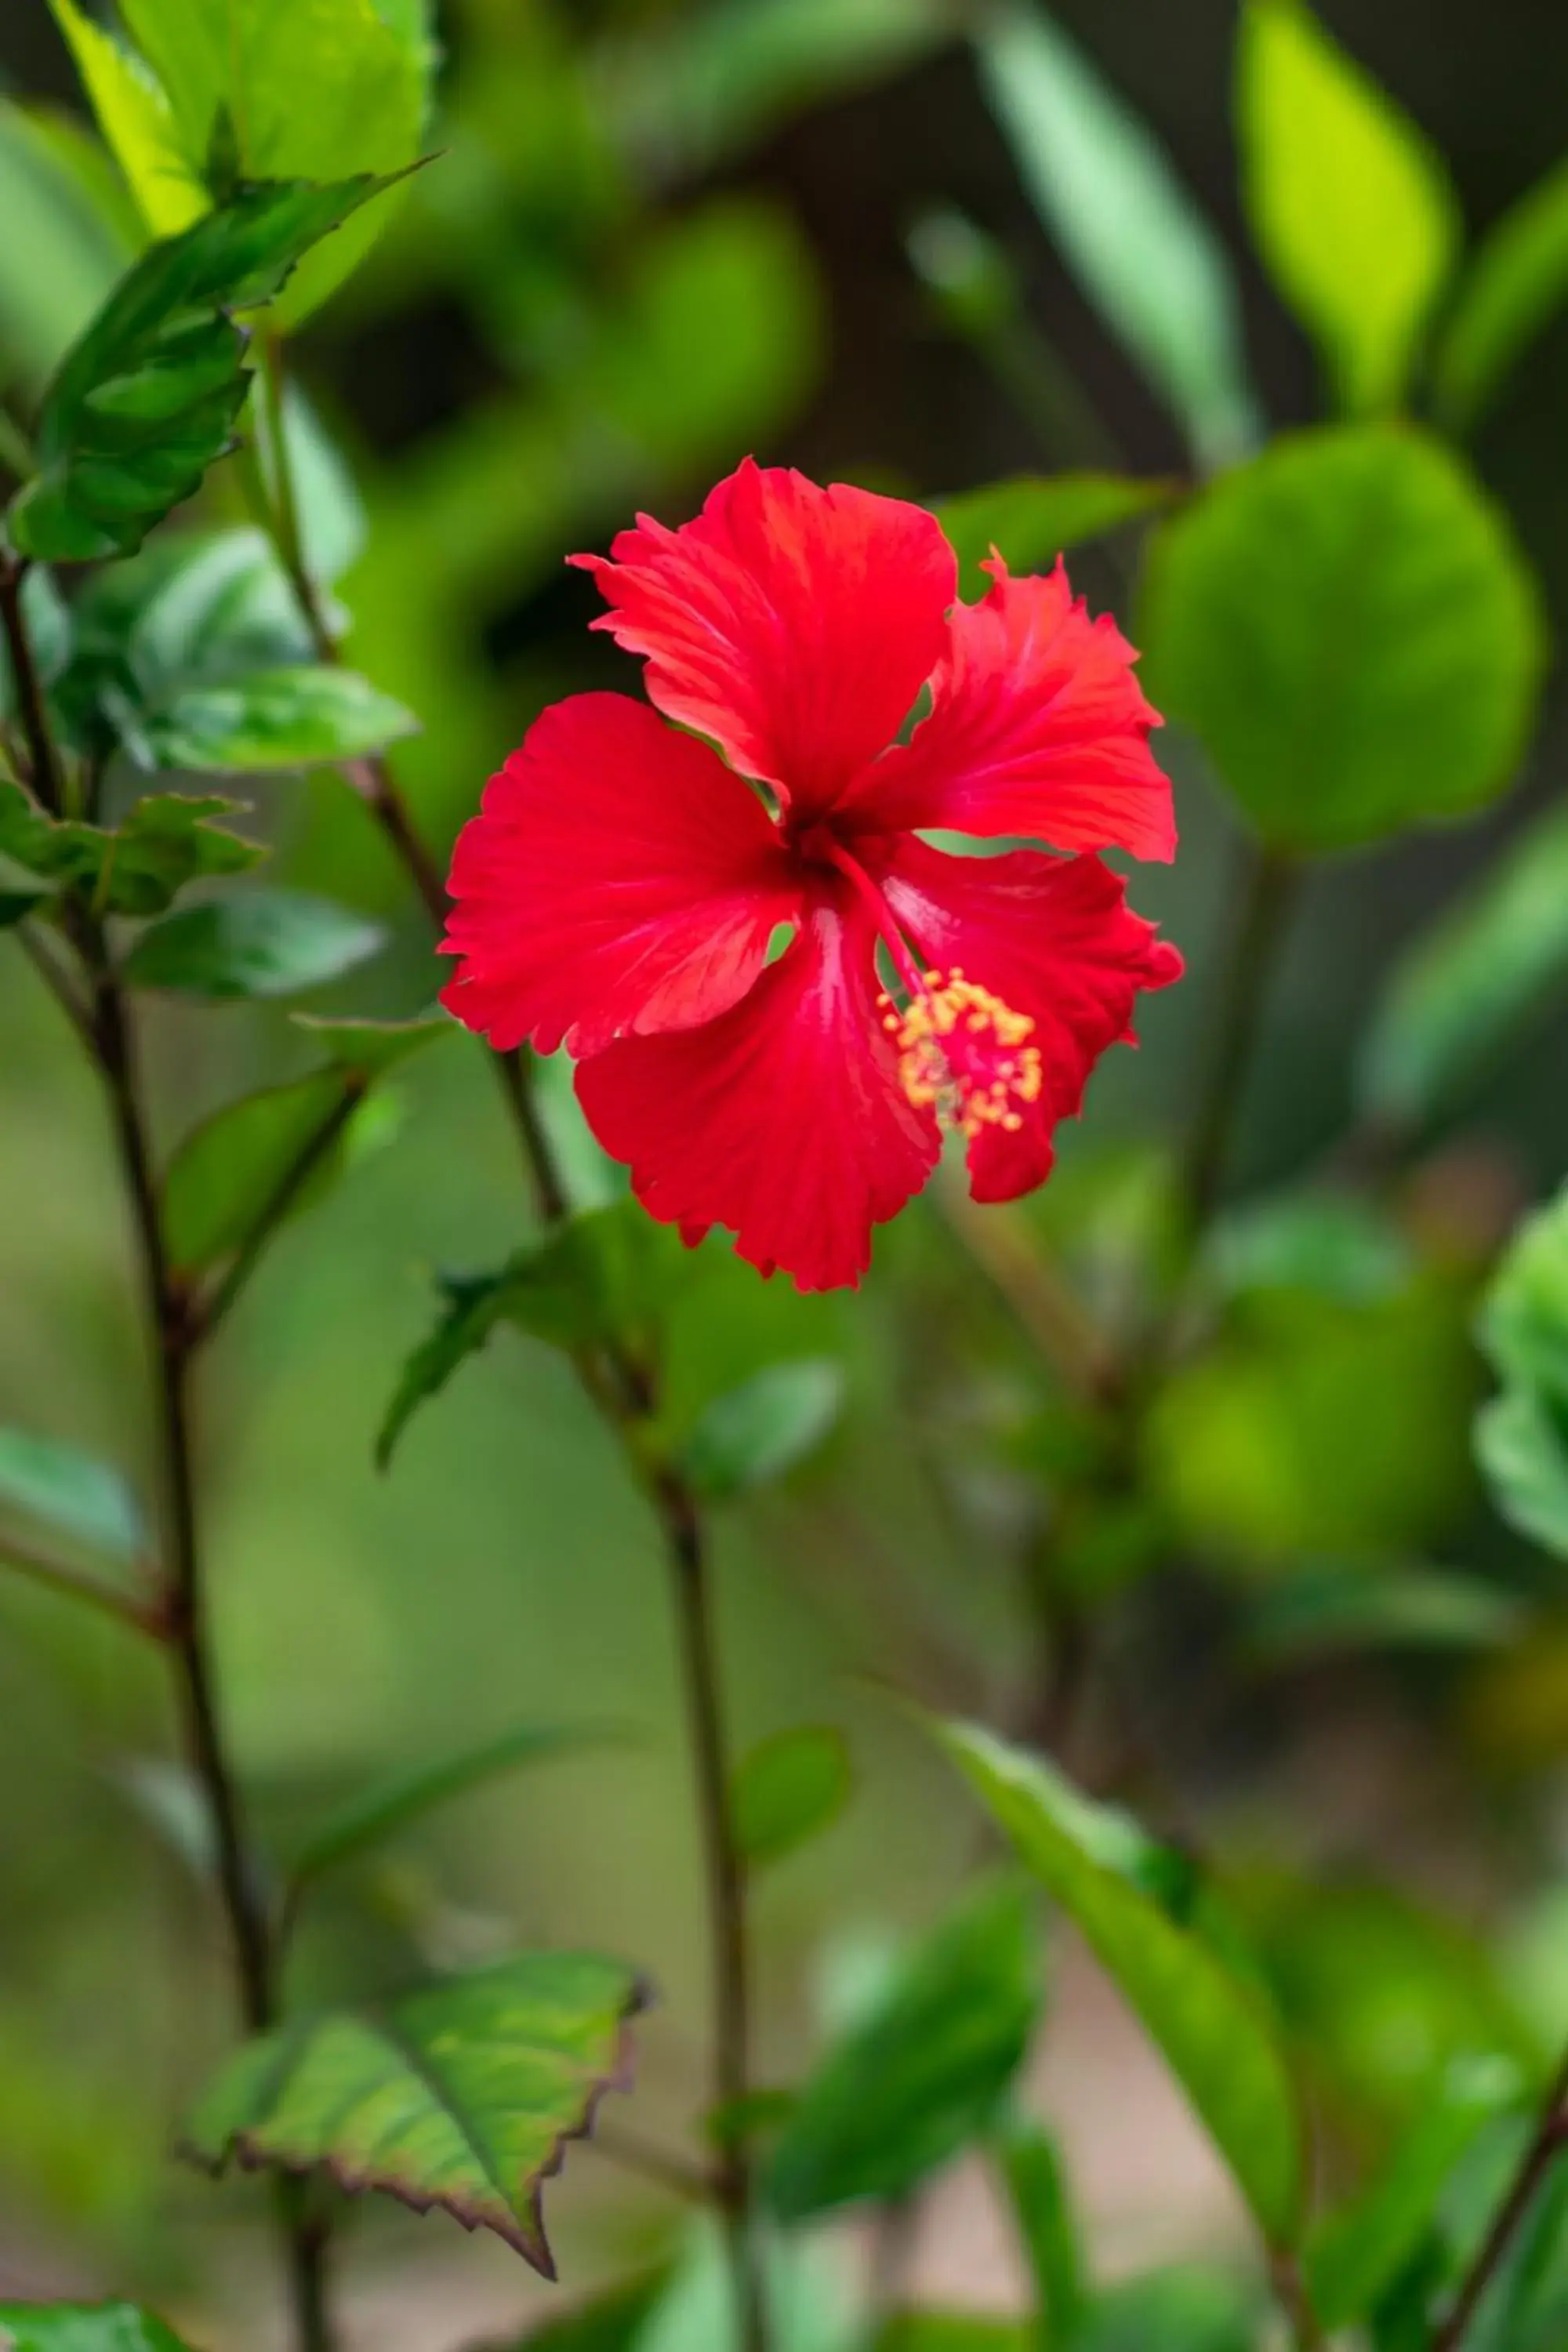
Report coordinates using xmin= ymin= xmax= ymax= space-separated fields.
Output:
xmin=893 ymin=971 xmax=1044 ymax=1138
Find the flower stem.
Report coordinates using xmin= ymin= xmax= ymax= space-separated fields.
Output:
xmin=1435 ymin=2044 xmax=1568 ymax=2351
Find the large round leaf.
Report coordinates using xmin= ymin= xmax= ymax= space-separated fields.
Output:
xmin=1138 ymin=425 xmax=1544 ymax=855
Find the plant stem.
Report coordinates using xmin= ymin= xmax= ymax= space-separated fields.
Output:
xmin=0 ymin=1536 xmax=164 ymax=1637
xmin=0 ymin=551 xmax=65 ymax=815
xmin=1435 ymin=2045 xmax=1568 ymax=2351
xmin=1176 ymin=840 xmax=1298 ymax=1252
xmin=1269 ymin=2250 xmax=1325 ymax=2352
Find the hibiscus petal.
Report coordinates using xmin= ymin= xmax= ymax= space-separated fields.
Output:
xmin=880 ymin=837 xmax=1183 ymax=1203
xmin=571 ymin=458 xmax=956 ymax=813
xmin=574 ymin=890 xmax=940 ymax=1291
xmin=441 ymin=694 xmax=800 ymax=1058
xmin=840 ymin=556 xmax=1175 ymax=860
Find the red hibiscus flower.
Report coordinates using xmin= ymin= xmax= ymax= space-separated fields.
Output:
xmin=441 ymin=459 xmax=1182 ymax=1292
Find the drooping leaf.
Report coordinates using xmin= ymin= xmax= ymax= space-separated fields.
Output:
xmin=1237 ymin=0 xmax=1460 ymax=414
xmin=0 ymin=2306 xmax=198 ymax=2352
xmin=768 ymin=1878 xmax=1042 ymax=2220
xmin=0 ymin=782 xmax=260 ymax=917
xmin=183 ymin=1951 xmax=645 ymax=2274
xmin=121 ymin=887 xmax=384 ymax=999
xmin=45 ymin=0 xmax=205 ymax=239
xmin=932 ymin=473 xmax=1178 ymax=600
xmin=1239 ymin=1560 xmax=1525 ymax=1668
xmin=935 ymin=1719 xmax=1305 ymax=2247
xmin=1436 ymin=155 xmax=1568 ymax=430
xmin=287 ymin=1723 xmax=614 ymax=1900
xmin=140 ymin=665 xmax=418 ymax=772
xmin=113 ymin=0 xmax=428 ymax=325
xmin=679 ymin=1359 xmax=845 ymax=1500
xmin=731 ymin=1727 xmax=852 ymax=1871
xmin=993 ymin=2111 xmax=1087 ymax=2348
xmin=1308 ymin=2053 xmax=1523 ymax=2328
xmin=0 ymin=1429 xmax=146 ymax=1562
xmin=975 ymin=2 xmax=1259 ymax=469
xmin=8 ymin=174 xmax=405 ymax=561
xmin=1361 ymin=801 xmax=1568 ymax=1132
xmin=1139 ymin=424 xmax=1545 ymax=854
xmin=162 ymin=1069 xmax=355 ymax=1270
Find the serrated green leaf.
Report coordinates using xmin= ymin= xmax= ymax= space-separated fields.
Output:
xmin=0 ymin=2304 xmax=197 ymax=2352
xmin=0 ymin=1429 xmax=146 ymax=1562
xmin=141 ymin=664 xmax=418 ymax=771
xmin=46 ymin=0 xmax=205 ymax=240
xmin=768 ymin=1878 xmax=1042 ymax=2220
xmin=183 ymin=1951 xmax=644 ymax=2274
xmin=1238 ymin=0 xmax=1460 ymax=415
xmin=932 ymin=472 xmax=1177 ymax=601
xmin=1139 ymin=424 xmax=1545 ymax=854
xmin=8 ymin=174 xmax=405 ymax=561
xmin=1436 ymin=156 xmax=1568 ymax=430
xmin=679 ymin=1359 xmax=844 ymax=1501
xmin=115 ymin=0 xmax=427 ymax=325
xmin=0 ymin=782 xmax=261 ymax=917
xmin=731 ymin=1726 xmax=852 ymax=1871
xmin=122 ymin=887 xmax=384 ymax=999
xmin=935 ymin=1720 xmax=1305 ymax=2247
xmin=975 ymin=3 xmax=1258 ymax=469
xmin=1359 ymin=801 xmax=1568 ymax=1132
xmin=1308 ymin=2054 xmax=1523 ymax=2327
xmin=163 ymin=1069 xmax=353 ymax=1270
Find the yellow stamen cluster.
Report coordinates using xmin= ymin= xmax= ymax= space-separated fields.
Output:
xmin=880 ymin=967 xmax=1044 ymax=1136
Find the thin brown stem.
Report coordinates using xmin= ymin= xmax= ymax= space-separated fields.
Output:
xmin=0 ymin=1536 xmax=165 ymax=1638
xmin=0 ymin=553 xmax=64 ymax=815
xmin=1435 ymin=2045 xmax=1568 ymax=2351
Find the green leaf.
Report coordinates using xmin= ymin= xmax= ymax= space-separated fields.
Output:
xmin=267 ymin=384 xmax=367 ymax=584
xmin=731 ymin=1727 xmax=852 ymax=1871
xmin=1475 ymin=1389 xmax=1568 ymax=1559
xmin=1481 ymin=1186 xmax=1568 ymax=1410
xmin=1207 ymin=1189 xmax=1411 ymax=1307
xmin=183 ymin=1951 xmax=645 ymax=2274
xmin=125 ymin=528 xmax=318 ymax=693
xmin=121 ymin=887 xmax=384 ymax=999
xmin=288 ymin=1722 xmax=612 ymax=1897
xmin=1076 ymin=2266 xmax=1259 ymax=2352
xmin=1240 ymin=1560 xmax=1525 ymax=1668
xmin=931 ymin=473 xmax=1177 ymax=601
xmin=8 ymin=174 xmax=405 ymax=561
xmin=876 ymin=2324 xmax=1025 ymax=2352
xmin=492 ymin=2271 xmax=673 ymax=2350
xmin=993 ymin=2111 xmax=1086 ymax=2347
xmin=0 ymin=97 xmax=126 ymax=395
xmin=162 ymin=1069 xmax=356 ymax=1270
xmin=0 ymin=1429 xmax=145 ymax=1562
xmin=0 ymin=886 xmax=52 ymax=929
xmin=140 ymin=664 xmax=418 ymax=771
xmin=292 ymin=1012 xmax=449 ymax=1075
xmin=679 ymin=1359 xmax=844 ymax=1501
xmin=1436 ymin=156 xmax=1568 ymax=430
xmin=1237 ymin=0 xmax=1460 ymax=415
xmin=0 ymin=2306 xmax=198 ymax=2352
xmin=935 ymin=1719 xmax=1305 ymax=2247
xmin=1360 ymin=802 xmax=1568 ymax=1131
xmin=975 ymin=2 xmax=1258 ymax=469
xmin=0 ymin=782 xmax=261 ymax=917
xmin=46 ymin=0 xmax=205 ymax=239
xmin=1308 ymin=2054 xmax=1523 ymax=2327
xmin=768 ymin=1878 xmax=1042 ymax=2220
xmin=1138 ymin=424 xmax=1545 ymax=854
xmin=378 ymin=1265 xmax=521 ymax=1472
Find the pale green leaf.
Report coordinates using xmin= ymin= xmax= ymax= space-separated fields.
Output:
xmin=47 ymin=0 xmax=205 ymax=239
xmin=680 ymin=1359 xmax=845 ymax=1500
xmin=932 ymin=472 xmax=1177 ymax=600
xmin=0 ymin=1429 xmax=146 ymax=1562
xmin=1436 ymin=155 xmax=1568 ymax=430
xmin=122 ymin=888 xmax=385 ymax=999
xmin=141 ymin=665 xmax=417 ymax=771
xmin=0 ymin=2306 xmax=197 ymax=2352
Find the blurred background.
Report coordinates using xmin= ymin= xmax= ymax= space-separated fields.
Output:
xmin=2 ymin=0 xmax=1567 ymax=2343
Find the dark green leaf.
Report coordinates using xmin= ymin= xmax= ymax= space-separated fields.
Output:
xmin=377 ymin=1265 xmax=521 ymax=1472
xmin=975 ymin=2 xmax=1258 ymax=468
xmin=488 ymin=2271 xmax=673 ymax=2350
xmin=768 ymin=1878 xmax=1042 ymax=2220
xmin=1360 ymin=802 xmax=1568 ymax=1131
xmin=1240 ymin=1560 xmax=1525 ymax=1667
xmin=1139 ymin=424 xmax=1545 ymax=854
xmin=142 ymin=665 xmax=418 ymax=772
xmin=0 ymin=2306 xmax=198 ymax=2352
xmin=932 ymin=473 xmax=1177 ymax=600
xmin=122 ymin=887 xmax=384 ymax=999
xmin=680 ymin=1359 xmax=844 ymax=1500
xmin=288 ymin=1722 xmax=615 ymax=1896
xmin=1481 ymin=1185 xmax=1568 ymax=1409
xmin=8 ymin=174 xmax=405 ymax=561
xmin=0 ymin=1428 xmax=145 ymax=1561
xmin=0 ymin=886 xmax=53 ymax=928
xmin=1237 ymin=0 xmax=1459 ymax=415
xmin=993 ymin=2111 xmax=1086 ymax=2347
xmin=0 ymin=782 xmax=261 ymax=917
xmin=1436 ymin=155 xmax=1568 ymax=430
xmin=731 ymin=1727 xmax=852 ymax=1871
xmin=935 ymin=1719 xmax=1305 ymax=2246
xmin=1475 ymin=1389 xmax=1568 ymax=1559
xmin=184 ymin=1951 xmax=645 ymax=2274
xmin=1308 ymin=2054 xmax=1523 ymax=2326
xmin=163 ymin=1069 xmax=354 ymax=1270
